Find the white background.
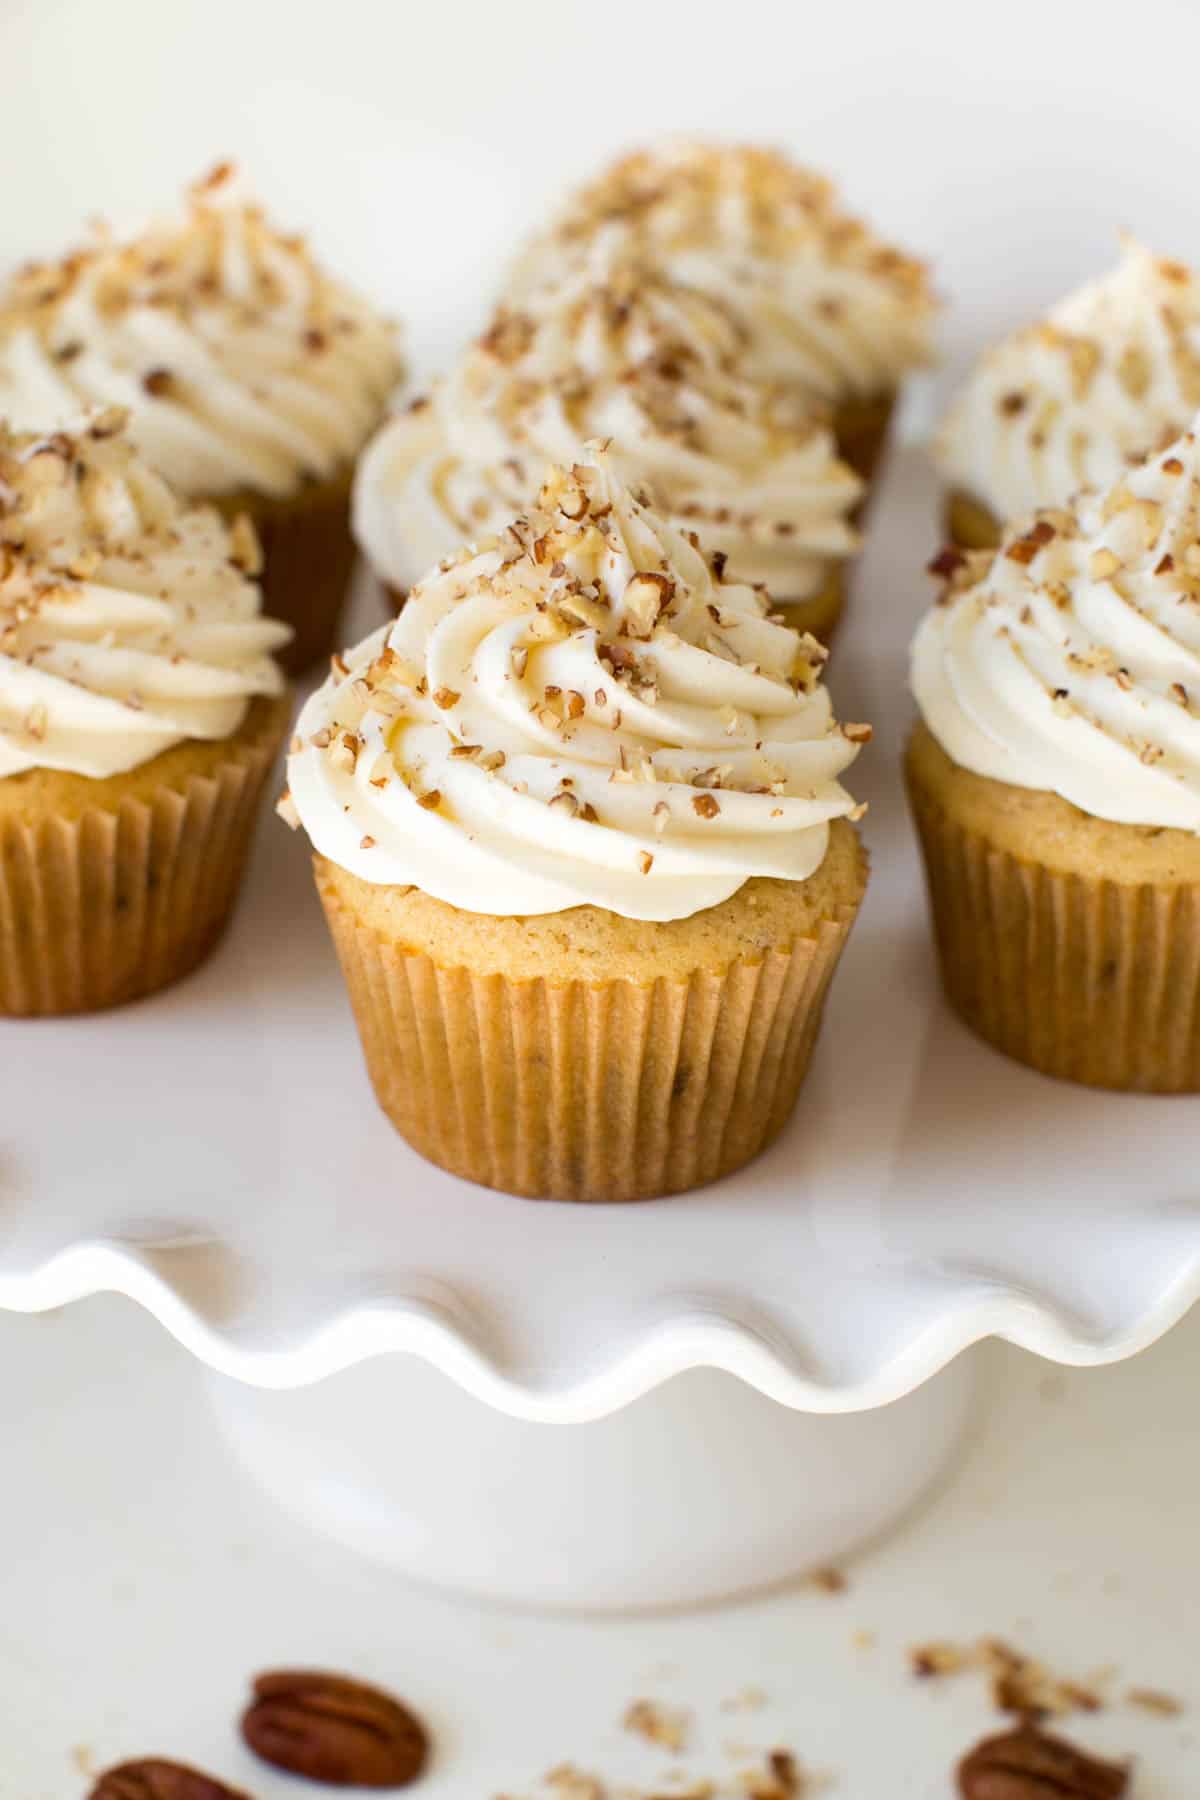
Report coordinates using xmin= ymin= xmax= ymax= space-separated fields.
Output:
xmin=6 ymin=0 xmax=1200 ymax=385
xmin=4 ymin=2 xmax=1200 ymax=1794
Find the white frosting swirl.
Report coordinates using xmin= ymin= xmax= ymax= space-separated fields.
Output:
xmin=0 ymin=163 xmax=401 ymax=500
xmin=508 ymin=141 xmax=936 ymax=403
xmin=292 ymin=451 xmax=867 ymax=922
xmin=937 ymin=241 xmax=1200 ymax=523
xmin=353 ymin=261 xmax=861 ymax=601
xmin=0 ymin=413 xmax=289 ymax=778
xmin=914 ymin=418 xmax=1200 ymax=829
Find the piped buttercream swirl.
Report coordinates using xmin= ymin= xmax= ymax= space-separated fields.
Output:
xmin=0 ymin=163 xmax=402 ymax=500
xmin=937 ymin=240 xmax=1200 ymax=523
xmin=291 ymin=450 xmax=868 ymax=922
xmin=353 ymin=259 xmax=861 ymax=602
xmin=507 ymin=141 xmax=936 ymax=403
xmin=914 ymin=416 xmax=1200 ymax=830
xmin=0 ymin=412 xmax=289 ymax=778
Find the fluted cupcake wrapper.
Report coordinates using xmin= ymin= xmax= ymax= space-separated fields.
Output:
xmin=0 ymin=719 xmax=284 ymax=1018
xmin=834 ymin=390 xmax=896 ymax=499
xmin=212 ymin=467 xmax=355 ymax=676
xmin=908 ymin=784 xmax=1200 ymax=1092
xmin=318 ymin=880 xmax=862 ymax=1203
xmin=943 ymin=486 xmax=1003 ymax=552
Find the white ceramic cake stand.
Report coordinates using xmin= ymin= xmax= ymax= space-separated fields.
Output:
xmin=3 ymin=444 xmax=1199 ymax=1610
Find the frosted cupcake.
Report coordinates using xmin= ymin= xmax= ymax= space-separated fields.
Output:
xmin=0 ymin=412 xmax=290 ymax=1015
xmin=937 ymin=240 xmax=1200 ymax=551
xmin=287 ymin=449 xmax=869 ymax=1201
xmin=508 ymin=141 xmax=937 ymax=490
xmin=909 ymin=417 xmax=1200 ymax=1091
xmin=354 ymin=261 xmax=862 ymax=642
xmin=0 ymin=163 xmax=401 ymax=671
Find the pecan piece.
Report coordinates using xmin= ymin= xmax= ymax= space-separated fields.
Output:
xmin=957 ymin=1725 xmax=1129 ymax=1798
xmin=241 ymin=1668 xmax=430 ymax=1788
xmin=928 ymin=545 xmax=967 ymax=579
xmin=88 ymin=1760 xmax=251 ymax=1799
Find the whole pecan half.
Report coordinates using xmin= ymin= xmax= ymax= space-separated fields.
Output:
xmin=241 ymin=1669 xmax=429 ymax=1788
xmin=88 ymin=1760 xmax=251 ymax=1800
xmin=958 ymin=1725 xmax=1130 ymax=1798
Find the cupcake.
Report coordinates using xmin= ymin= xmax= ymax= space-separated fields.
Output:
xmin=508 ymin=140 xmax=937 ymax=493
xmin=286 ymin=448 xmax=869 ymax=1201
xmin=354 ymin=261 xmax=862 ymax=642
xmin=0 ymin=162 xmax=401 ymax=672
xmin=0 ymin=412 xmax=291 ymax=1016
xmin=908 ymin=417 xmax=1200 ymax=1091
xmin=937 ymin=240 xmax=1200 ymax=551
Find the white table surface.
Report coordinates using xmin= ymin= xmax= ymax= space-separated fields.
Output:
xmin=2 ymin=1298 xmax=1194 ymax=1799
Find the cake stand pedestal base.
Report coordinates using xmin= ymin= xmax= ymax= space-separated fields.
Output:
xmin=205 ymin=1352 xmax=976 ymax=1612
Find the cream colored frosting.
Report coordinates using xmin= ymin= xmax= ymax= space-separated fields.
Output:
xmin=937 ymin=241 xmax=1200 ymax=524
xmin=353 ymin=261 xmax=862 ymax=602
xmin=914 ymin=417 xmax=1200 ymax=829
xmin=290 ymin=450 xmax=868 ymax=922
xmin=507 ymin=141 xmax=936 ymax=403
xmin=0 ymin=163 xmax=402 ymax=501
xmin=0 ymin=412 xmax=289 ymax=778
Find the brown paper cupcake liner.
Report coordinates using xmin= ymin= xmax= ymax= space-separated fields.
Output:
xmin=944 ymin=486 xmax=1003 ymax=552
xmin=834 ymin=390 xmax=896 ymax=503
xmin=908 ymin=775 xmax=1200 ymax=1092
xmin=0 ymin=697 xmax=287 ymax=1017
xmin=317 ymin=874 xmax=862 ymax=1202
xmin=212 ymin=467 xmax=356 ymax=676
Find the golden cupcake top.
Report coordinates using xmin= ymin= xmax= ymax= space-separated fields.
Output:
xmin=937 ymin=239 xmax=1200 ymax=523
xmin=0 ymin=411 xmax=289 ymax=778
xmin=914 ymin=413 xmax=1200 ymax=831
xmin=0 ymin=163 xmax=402 ymax=499
xmin=290 ymin=447 xmax=868 ymax=922
xmin=508 ymin=140 xmax=937 ymax=401
xmin=353 ymin=257 xmax=862 ymax=601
